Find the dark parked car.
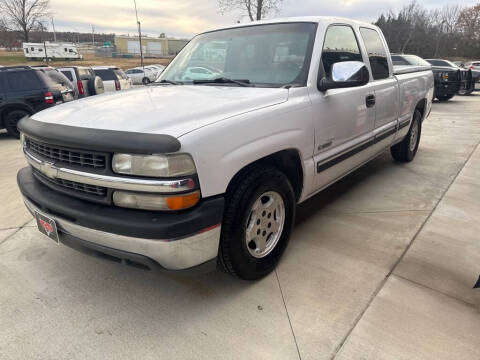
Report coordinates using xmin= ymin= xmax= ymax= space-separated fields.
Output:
xmin=425 ymin=59 xmax=475 ymax=96
xmin=392 ymin=55 xmax=458 ymax=101
xmin=58 ymin=66 xmax=104 ymax=98
xmin=0 ymin=66 xmax=75 ymax=138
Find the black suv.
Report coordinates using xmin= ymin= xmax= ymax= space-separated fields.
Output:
xmin=0 ymin=66 xmax=76 ymax=138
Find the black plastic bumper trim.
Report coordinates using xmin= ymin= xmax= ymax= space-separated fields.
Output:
xmin=18 ymin=167 xmax=224 ymax=239
xmin=18 ymin=117 xmax=181 ymax=154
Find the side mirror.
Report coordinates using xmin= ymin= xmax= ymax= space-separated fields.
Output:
xmin=319 ymin=61 xmax=369 ymax=92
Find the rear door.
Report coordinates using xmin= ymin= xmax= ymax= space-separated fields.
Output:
xmin=359 ymin=27 xmax=399 ymax=147
xmin=310 ymin=24 xmax=376 ymax=191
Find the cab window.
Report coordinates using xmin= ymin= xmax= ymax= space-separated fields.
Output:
xmin=322 ymin=25 xmax=362 ymax=77
xmin=359 ymin=28 xmax=390 ymax=80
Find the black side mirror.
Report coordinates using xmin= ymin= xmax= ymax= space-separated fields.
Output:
xmin=319 ymin=61 xmax=370 ymax=92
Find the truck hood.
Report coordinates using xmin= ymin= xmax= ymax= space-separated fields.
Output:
xmin=31 ymin=85 xmax=289 ymax=138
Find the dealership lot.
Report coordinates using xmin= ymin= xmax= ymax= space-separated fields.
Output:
xmin=0 ymin=96 xmax=479 ymax=359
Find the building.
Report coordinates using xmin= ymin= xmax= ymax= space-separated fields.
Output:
xmin=114 ymin=35 xmax=188 ymax=57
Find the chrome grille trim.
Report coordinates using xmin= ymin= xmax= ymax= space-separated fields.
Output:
xmin=24 ymin=149 xmax=196 ymax=194
xmin=26 ymin=137 xmax=106 ymax=170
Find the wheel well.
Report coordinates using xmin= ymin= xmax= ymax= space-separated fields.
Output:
xmin=415 ymin=99 xmax=427 ymax=121
xmin=0 ymin=105 xmax=32 ymax=126
xmin=225 ymin=149 xmax=304 ymax=201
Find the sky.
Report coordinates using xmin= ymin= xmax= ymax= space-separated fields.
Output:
xmin=49 ymin=0 xmax=479 ymax=39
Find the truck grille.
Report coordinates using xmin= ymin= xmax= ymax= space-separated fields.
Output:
xmin=26 ymin=137 xmax=107 ymax=170
xmin=33 ymin=168 xmax=107 ymax=197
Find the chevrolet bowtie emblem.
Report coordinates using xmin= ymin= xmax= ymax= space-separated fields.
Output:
xmin=41 ymin=161 xmax=58 ymax=179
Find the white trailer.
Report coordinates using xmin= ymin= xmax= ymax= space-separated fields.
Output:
xmin=23 ymin=42 xmax=83 ymax=60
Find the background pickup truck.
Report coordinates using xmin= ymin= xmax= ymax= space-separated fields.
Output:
xmin=17 ymin=17 xmax=434 ymax=280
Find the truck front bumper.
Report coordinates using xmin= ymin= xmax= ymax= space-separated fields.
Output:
xmin=17 ymin=167 xmax=224 ymax=272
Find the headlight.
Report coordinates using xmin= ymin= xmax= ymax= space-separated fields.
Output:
xmin=113 ymin=190 xmax=200 ymax=211
xmin=112 ymin=153 xmax=196 ymax=177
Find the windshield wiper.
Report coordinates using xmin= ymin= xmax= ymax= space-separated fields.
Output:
xmin=193 ymin=77 xmax=251 ymax=87
xmin=152 ymin=79 xmax=183 ymax=85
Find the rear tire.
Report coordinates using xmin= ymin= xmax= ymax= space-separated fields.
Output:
xmin=219 ymin=166 xmax=296 ymax=280
xmin=391 ymin=109 xmax=422 ymax=162
xmin=4 ymin=109 xmax=29 ymax=139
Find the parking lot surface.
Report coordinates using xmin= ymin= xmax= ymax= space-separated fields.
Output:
xmin=1 ymin=96 xmax=479 ymax=359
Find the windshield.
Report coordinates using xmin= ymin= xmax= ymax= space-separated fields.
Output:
xmin=157 ymin=22 xmax=317 ymax=87
xmin=392 ymin=55 xmax=430 ymax=66
xmin=426 ymin=59 xmax=458 ymax=68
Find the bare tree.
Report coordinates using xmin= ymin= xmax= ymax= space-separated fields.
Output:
xmin=398 ymin=1 xmax=426 ymax=53
xmin=218 ymin=0 xmax=283 ymax=21
xmin=0 ymin=0 xmax=50 ymax=42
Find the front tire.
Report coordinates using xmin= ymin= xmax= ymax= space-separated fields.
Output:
xmin=5 ymin=109 xmax=29 ymax=139
xmin=142 ymin=77 xmax=150 ymax=85
xmin=219 ymin=166 xmax=296 ymax=280
xmin=391 ymin=109 xmax=422 ymax=162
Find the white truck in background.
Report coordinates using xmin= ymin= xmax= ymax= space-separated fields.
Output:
xmin=17 ymin=17 xmax=434 ymax=280
xmin=23 ymin=42 xmax=83 ymax=60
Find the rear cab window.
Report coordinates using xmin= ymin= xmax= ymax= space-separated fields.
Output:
xmin=359 ymin=27 xmax=390 ymax=80
xmin=321 ymin=25 xmax=363 ymax=77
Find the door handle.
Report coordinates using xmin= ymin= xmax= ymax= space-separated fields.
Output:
xmin=366 ymin=94 xmax=376 ymax=108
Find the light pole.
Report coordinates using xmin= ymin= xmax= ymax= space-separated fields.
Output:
xmin=133 ymin=0 xmax=144 ymax=69
xmin=51 ymin=17 xmax=56 ymax=42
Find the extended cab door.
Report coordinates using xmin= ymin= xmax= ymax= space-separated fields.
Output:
xmin=358 ymin=27 xmax=399 ymax=145
xmin=309 ymin=24 xmax=376 ymax=192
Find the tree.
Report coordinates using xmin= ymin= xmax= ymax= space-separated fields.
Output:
xmin=0 ymin=0 xmax=50 ymax=42
xmin=218 ymin=0 xmax=283 ymax=21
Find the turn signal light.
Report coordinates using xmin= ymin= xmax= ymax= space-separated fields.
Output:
xmin=166 ymin=192 xmax=200 ymax=210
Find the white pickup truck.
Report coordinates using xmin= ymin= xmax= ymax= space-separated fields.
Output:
xmin=17 ymin=17 xmax=434 ymax=280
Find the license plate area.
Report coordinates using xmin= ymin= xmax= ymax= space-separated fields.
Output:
xmin=35 ymin=211 xmax=59 ymax=244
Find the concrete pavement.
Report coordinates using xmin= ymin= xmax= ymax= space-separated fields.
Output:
xmin=0 ymin=96 xmax=479 ymax=359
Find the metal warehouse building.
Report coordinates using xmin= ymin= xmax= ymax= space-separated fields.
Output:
xmin=114 ymin=36 xmax=188 ymax=57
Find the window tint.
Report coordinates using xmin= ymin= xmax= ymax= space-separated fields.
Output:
xmin=360 ymin=28 xmax=389 ymax=80
xmin=391 ymin=55 xmax=410 ymax=66
xmin=61 ymin=70 xmax=74 ymax=81
xmin=6 ymin=71 xmax=43 ymax=91
xmin=427 ymin=59 xmax=449 ymax=66
xmin=94 ymin=69 xmax=117 ymax=81
xmin=43 ymin=70 xmax=73 ymax=89
xmin=322 ymin=25 xmax=362 ymax=77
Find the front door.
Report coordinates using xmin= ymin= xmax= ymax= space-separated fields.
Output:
xmin=310 ymin=24 xmax=376 ymax=192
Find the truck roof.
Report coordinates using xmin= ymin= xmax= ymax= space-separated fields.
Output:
xmin=201 ymin=16 xmax=379 ymax=34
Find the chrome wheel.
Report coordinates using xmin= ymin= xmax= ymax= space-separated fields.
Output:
xmin=409 ymin=119 xmax=419 ymax=152
xmin=245 ymin=191 xmax=285 ymax=259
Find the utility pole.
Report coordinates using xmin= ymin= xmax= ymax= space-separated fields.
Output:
xmin=91 ymin=25 xmax=95 ymax=47
xmin=51 ymin=17 xmax=56 ymax=42
xmin=133 ymin=0 xmax=144 ymax=69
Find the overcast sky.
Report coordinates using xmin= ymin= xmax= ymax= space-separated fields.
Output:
xmin=49 ymin=0 xmax=478 ymax=38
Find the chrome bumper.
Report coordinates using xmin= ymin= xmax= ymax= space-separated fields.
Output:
xmin=24 ymin=197 xmax=221 ymax=271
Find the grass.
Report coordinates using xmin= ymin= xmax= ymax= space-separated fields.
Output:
xmin=0 ymin=51 xmax=171 ymax=70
